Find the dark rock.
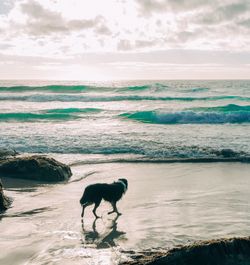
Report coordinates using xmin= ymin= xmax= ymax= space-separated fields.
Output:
xmin=214 ymin=148 xmax=241 ymax=158
xmin=0 ymin=148 xmax=18 ymax=159
xmin=0 ymin=155 xmax=72 ymax=182
xmin=220 ymin=149 xmax=239 ymax=158
xmin=0 ymin=179 xmax=12 ymax=212
xmin=122 ymin=236 xmax=250 ymax=265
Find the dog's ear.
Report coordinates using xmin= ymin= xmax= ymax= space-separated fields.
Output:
xmin=119 ymin=178 xmax=128 ymax=189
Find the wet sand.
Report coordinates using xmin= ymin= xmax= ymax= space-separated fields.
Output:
xmin=0 ymin=162 xmax=250 ymax=264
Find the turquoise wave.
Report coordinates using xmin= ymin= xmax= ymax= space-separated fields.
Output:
xmin=46 ymin=108 xmax=102 ymax=114
xmin=120 ymin=110 xmax=250 ymax=124
xmin=0 ymin=85 xmax=90 ymax=93
xmin=117 ymin=83 xmax=169 ymax=92
xmin=189 ymin=104 xmax=250 ymax=112
xmin=0 ymin=94 xmax=249 ymax=102
xmin=0 ymin=112 xmax=78 ymax=121
xmin=0 ymin=108 xmax=102 ymax=121
xmin=183 ymin=87 xmax=210 ymax=92
xmin=0 ymin=84 xmax=154 ymax=93
xmin=0 ymin=83 xmax=170 ymax=93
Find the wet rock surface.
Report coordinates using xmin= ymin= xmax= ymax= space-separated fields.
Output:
xmin=0 ymin=155 xmax=72 ymax=182
xmin=0 ymin=179 xmax=12 ymax=212
xmin=121 ymin=236 xmax=250 ymax=265
xmin=0 ymin=148 xmax=18 ymax=159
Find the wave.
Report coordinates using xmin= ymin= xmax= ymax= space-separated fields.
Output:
xmin=0 ymin=85 xmax=90 ymax=93
xmin=0 ymin=108 xmax=102 ymax=122
xmin=69 ymin=156 xmax=250 ymax=166
xmin=120 ymin=110 xmax=250 ymax=124
xmin=190 ymin=104 xmax=250 ymax=112
xmin=0 ymin=112 xmax=79 ymax=121
xmin=117 ymin=83 xmax=169 ymax=92
xmin=0 ymin=94 xmax=249 ymax=102
xmin=183 ymin=87 xmax=210 ymax=93
xmin=46 ymin=108 xmax=102 ymax=114
xmin=118 ymin=84 xmax=152 ymax=91
xmin=0 ymin=83 xmax=171 ymax=94
xmin=10 ymin=145 xmax=250 ymax=164
xmin=0 ymin=84 xmax=157 ymax=93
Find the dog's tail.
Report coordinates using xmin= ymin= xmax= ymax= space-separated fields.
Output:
xmin=80 ymin=188 xmax=89 ymax=205
xmin=80 ymin=193 xmax=86 ymax=205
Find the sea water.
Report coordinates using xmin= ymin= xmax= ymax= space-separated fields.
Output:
xmin=0 ymin=80 xmax=250 ymax=160
xmin=0 ymin=80 xmax=250 ymax=264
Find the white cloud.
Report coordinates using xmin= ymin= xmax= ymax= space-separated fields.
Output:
xmin=0 ymin=0 xmax=250 ymax=79
xmin=1 ymin=0 xmax=250 ymax=55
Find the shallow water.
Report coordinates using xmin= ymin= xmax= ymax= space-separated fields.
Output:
xmin=1 ymin=162 xmax=250 ymax=264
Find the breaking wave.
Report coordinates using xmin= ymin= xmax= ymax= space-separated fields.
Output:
xmin=0 ymin=108 xmax=102 ymax=122
xmin=0 ymin=94 xmax=249 ymax=102
xmin=0 ymin=112 xmax=79 ymax=121
xmin=46 ymin=107 xmax=102 ymax=114
xmin=0 ymin=83 xmax=168 ymax=93
xmin=0 ymin=85 xmax=90 ymax=93
xmin=120 ymin=109 xmax=250 ymax=124
xmin=189 ymin=104 xmax=250 ymax=112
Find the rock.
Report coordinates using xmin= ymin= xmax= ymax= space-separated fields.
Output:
xmin=220 ymin=149 xmax=239 ymax=158
xmin=0 ymin=148 xmax=18 ymax=159
xmin=0 ymin=179 xmax=12 ymax=212
xmin=214 ymin=148 xmax=241 ymax=158
xmin=122 ymin=236 xmax=250 ymax=265
xmin=0 ymin=155 xmax=72 ymax=182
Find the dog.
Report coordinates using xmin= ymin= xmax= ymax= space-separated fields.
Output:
xmin=80 ymin=178 xmax=128 ymax=218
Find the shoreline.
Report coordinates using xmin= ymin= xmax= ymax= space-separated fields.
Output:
xmin=69 ymin=156 xmax=250 ymax=166
xmin=1 ymin=161 xmax=250 ymax=264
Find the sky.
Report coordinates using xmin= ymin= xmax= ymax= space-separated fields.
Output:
xmin=0 ymin=0 xmax=250 ymax=80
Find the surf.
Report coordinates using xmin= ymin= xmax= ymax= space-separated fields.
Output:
xmin=120 ymin=108 xmax=250 ymax=124
xmin=0 ymin=108 xmax=102 ymax=122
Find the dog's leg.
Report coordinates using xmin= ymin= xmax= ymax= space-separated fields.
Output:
xmin=93 ymin=200 xmax=101 ymax=219
xmin=81 ymin=202 xmax=92 ymax=218
xmin=108 ymin=202 xmax=122 ymax=215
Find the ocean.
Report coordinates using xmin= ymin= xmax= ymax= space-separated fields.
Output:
xmin=0 ymin=79 xmax=250 ymax=162
xmin=0 ymin=80 xmax=250 ymax=264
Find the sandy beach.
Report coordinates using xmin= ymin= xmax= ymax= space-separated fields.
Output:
xmin=0 ymin=161 xmax=250 ymax=264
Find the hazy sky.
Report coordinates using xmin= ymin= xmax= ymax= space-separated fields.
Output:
xmin=0 ymin=0 xmax=250 ymax=80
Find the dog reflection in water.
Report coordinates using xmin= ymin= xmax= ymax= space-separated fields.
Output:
xmin=82 ymin=215 xmax=126 ymax=248
xmin=80 ymin=179 xmax=128 ymax=219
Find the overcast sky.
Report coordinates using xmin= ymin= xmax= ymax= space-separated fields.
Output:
xmin=0 ymin=0 xmax=250 ymax=80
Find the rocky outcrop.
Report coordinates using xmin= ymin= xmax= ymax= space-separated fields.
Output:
xmin=0 ymin=155 xmax=72 ymax=182
xmin=122 ymin=236 xmax=250 ymax=265
xmin=0 ymin=179 xmax=12 ymax=212
xmin=0 ymin=148 xmax=18 ymax=159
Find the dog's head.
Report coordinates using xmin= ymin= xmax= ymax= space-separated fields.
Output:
xmin=118 ymin=178 xmax=128 ymax=191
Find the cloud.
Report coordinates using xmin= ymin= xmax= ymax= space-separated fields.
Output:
xmin=136 ymin=0 xmax=212 ymax=15
xmin=1 ymin=0 xmax=111 ymax=36
xmin=95 ymin=24 xmax=112 ymax=35
xmin=20 ymin=0 xmax=106 ymax=35
xmin=196 ymin=2 xmax=250 ymax=25
xmin=0 ymin=0 xmax=250 ymax=61
xmin=135 ymin=40 xmax=155 ymax=49
xmin=117 ymin=39 xmax=133 ymax=51
xmin=238 ymin=18 xmax=250 ymax=28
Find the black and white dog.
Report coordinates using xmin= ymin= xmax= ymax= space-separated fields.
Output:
xmin=80 ymin=178 xmax=128 ymax=218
